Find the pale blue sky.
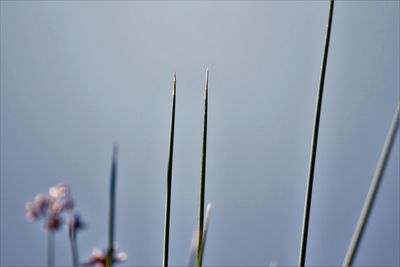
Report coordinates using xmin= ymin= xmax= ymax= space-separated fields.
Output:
xmin=1 ymin=1 xmax=399 ymax=266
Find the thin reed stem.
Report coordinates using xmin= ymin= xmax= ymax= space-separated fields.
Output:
xmin=198 ymin=203 xmax=212 ymax=266
xmin=106 ymin=144 xmax=118 ymax=267
xmin=342 ymin=103 xmax=400 ymax=267
xmin=48 ymin=230 xmax=55 ymax=267
xmin=299 ymin=1 xmax=334 ymax=266
xmin=197 ymin=69 xmax=209 ymax=267
xmin=163 ymin=73 xmax=177 ymax=267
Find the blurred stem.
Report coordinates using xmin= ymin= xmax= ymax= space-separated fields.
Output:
xmin=299 ymin=1 xmax=334 ymax=267
xmin=342 ymin=103 xmax=400 ymax=267
xmin=197 ymin=69 xmax=209 ymax=267
xmin=48 ymin=230 xmax=54 ymax=267
xmin=163 ymin=73 xmax=177 ymax=267
xmin=106 ymin=144 xmax=118 ymax=267
xmin=68 ymin=212 xmax=79 ymax=267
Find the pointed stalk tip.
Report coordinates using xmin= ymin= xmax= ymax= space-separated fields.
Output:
xmin=112 ymin=143 xmax=119 ymax=159
xmin=205 ymin=69 xmax=209 ymax=91
xmin=173 ymin=72 xmax=177 ymax=95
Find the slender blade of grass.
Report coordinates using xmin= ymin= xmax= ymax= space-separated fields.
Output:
xmin=299 ymin=1 xmax=334 ymax=266
xmin=197 ymin=69 xmax=209 ymax=267
xmin=342 ymin=103 xmax=400 ymax=267
xmin=163 ymin=73 xmax=177 ymax=267
xmin=106 ymin=144 xmax=118 ymax=267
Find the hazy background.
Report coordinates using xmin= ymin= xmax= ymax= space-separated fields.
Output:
xmin=1 ymin=1 xmax=399 ymax=266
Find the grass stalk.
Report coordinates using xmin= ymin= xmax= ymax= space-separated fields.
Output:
xmin=197 ymin=69 xmax=209 ymax=267
xmin=299 ymin=1 xmax=334 ymax=266
xmin=163 ymin=73 xmax=177 ymax=267
xmin=198 ymin=203 xmax=212 ymax=266
xmin=188 ymin=203 xmax=212 ymax=267
xmin=48 ymin=230 xmax=55 ymax=267
xmin=106 ymin=144 xmax=119 ymax=267
xmin=342 ymin=103 xmax=400 ymax=267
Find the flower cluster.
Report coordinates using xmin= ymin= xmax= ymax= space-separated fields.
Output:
xmin=25 ymin=183 xmax=76 ymax=231
xmin=82 ymin=244 xmax=127 ymax=267
xmin=25 ymin=183 xmax=127 ymax=266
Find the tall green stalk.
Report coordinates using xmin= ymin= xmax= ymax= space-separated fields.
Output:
xmin=106 ymin=144 xmax=118 ymax=267
xmin=197 ymin=69 xmax=209 ymax=267
xmin=343 ymin=103 xmax=400 ymax=267
xmin=163 ymin=73 xmax=177 ymax=267
xmin=299 ymin=1 xmax=334 ymax=266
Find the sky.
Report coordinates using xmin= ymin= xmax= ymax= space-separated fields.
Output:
xmin=1 ymin=1 xmax=399 ymax=266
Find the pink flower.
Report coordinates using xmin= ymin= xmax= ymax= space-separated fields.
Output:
xmin=83 ymin=244 xmax=127 ymax=267
xmin=49 ymin=183 xmax=70 ymax=199
xmin=25 ymin=183 xmax=77 ymax=232
xmin=34 ymin=194 xmax=49 ymax=212
xmin=25 ymin=202 xmax=40 ymax=222
xmin=45 ymin=213 xmax=63 ymax=231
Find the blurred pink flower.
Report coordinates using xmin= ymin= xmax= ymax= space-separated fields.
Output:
xmin=83 ymin=244 xmax=127 ymax=267
xmin=25 ymin=183 xmax=77 ymax=232
xmin=45 ymin=213 xmax=63 ymax=231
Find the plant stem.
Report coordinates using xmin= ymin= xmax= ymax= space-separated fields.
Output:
xmin=163 ymin=73 xmax=177 ymax=267
xmin=48 ymin=230 xmax=55 ymax=267
xmin=106 ymin=144 xmax=118 ymax=267
xmin=68 ymin=212 xmax=79 ymax=267
xmin=197 ymin=69 xmax=209 ymax=267
xmin=299 ymin=1 xmax=334 ymax=266
xmin=342 ymin=103 xmax=400 ymax=267
xmin=198 ymin=203 xmax=212 ymax=266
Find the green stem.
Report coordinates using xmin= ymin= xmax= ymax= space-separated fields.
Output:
xmin=342 ymin=103 xmax=400 ymax=267
xmin=299 ymin=1 xmax=334 ymax=266
xmin=106 ymin=144 xmax=118 ymax=267
xmin=163 ymin=73 xmax=177 ymax=267
xmin=197 ymin=69 xmax=209 ymax=267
